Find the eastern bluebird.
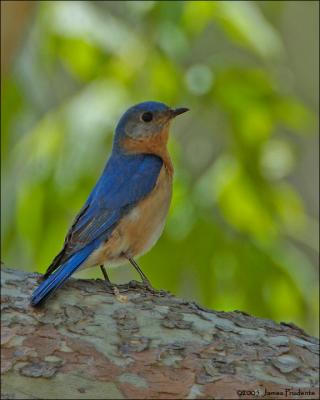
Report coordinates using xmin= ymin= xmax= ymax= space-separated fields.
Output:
xmin=30 ymin=101 xmax=188 ymax=306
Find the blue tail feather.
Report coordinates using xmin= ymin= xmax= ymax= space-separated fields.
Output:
xmin=30 ymin=244 xmax=96 ymax=306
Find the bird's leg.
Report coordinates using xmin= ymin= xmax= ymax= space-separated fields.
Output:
xmin=100 ymin=265 xmax=123 ymax=297
xmin=128 ymin=257 xmax=153 ymax=289
xmin=100 ymin=265 xmax=113 ymax=287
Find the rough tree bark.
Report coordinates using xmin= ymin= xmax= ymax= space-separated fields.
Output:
xmin=1 ymin=267 xmax=319 ymax=399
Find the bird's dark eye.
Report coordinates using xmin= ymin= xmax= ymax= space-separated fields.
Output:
xmin=141 ymin=112 xmax=153 ymax=122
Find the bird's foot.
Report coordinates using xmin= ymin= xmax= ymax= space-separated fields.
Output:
xmin=102 ymin=280 xmax=117 ymax=294
xmin=104 ymin=280 xmax=114 ymax=288
xmin=128 ymin=279 xmax=156 ymax=292
xmin=142 ymin=278 xmax=155 ymax=291
xmin=128 ymin=280 xmax=143 ymax=289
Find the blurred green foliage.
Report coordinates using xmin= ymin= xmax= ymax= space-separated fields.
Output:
xmin=1 ymin=1 xmax=318 ymax=335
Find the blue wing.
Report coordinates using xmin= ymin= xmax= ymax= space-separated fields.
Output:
xmin=30 ymin=153 xmax=163 ymax=306
xmin=49 ymin=153 xmax=163 ymax=268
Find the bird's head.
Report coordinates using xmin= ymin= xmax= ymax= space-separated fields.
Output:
xmin=113 ymin=101 xmax=189 ymax=155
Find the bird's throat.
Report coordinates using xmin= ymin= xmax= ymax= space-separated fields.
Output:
xmin=121 ymin=124 xmax=174 ymax=177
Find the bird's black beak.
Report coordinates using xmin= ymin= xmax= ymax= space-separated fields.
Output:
xmin=169 ymin=107 xmax=189 ymax=118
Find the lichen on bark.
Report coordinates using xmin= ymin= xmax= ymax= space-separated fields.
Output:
xmin=1 ymin=267 xmax=319 ymax=399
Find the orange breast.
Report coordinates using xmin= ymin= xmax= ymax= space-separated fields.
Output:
xmin=83 ymin=164 xmax=172 ymax=268
xmin=121 ymin=122 xmax=174 ymax=177
xmin=115 ymin=164 xmax=172 ymax=258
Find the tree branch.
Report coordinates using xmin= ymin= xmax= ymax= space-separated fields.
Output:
xmin=1 ymin=267 xmax=319 ymax=399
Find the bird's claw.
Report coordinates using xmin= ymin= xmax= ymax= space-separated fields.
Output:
xmin=103 ymin=280 xmax=116 ymax=291
xmin=142 ymin=279 xmax=154 ymax=291
xmin=128 ymin=279 xmax=154 ymax=292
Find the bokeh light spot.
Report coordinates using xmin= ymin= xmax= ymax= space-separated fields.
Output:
xmin=185 ymin=64 xmax=213 ymax=95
